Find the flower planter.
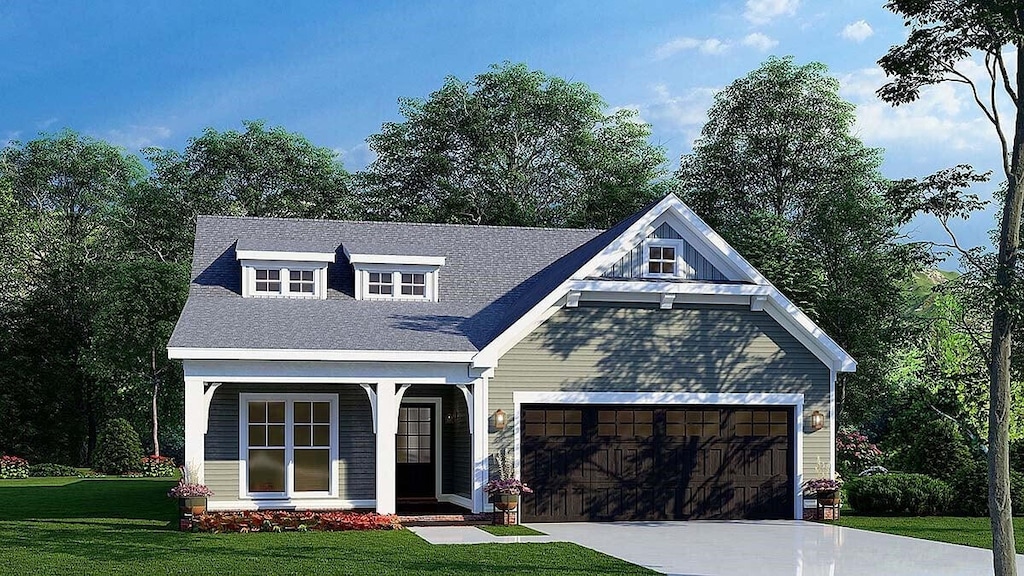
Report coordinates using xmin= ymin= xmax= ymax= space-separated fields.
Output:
xmin=179 ymin=497 xmax=207 ymax=516
xmin=815 ymin=489 xmax=841 ymax=507
xmin=490 ymin=492 xmax=519 ymax=511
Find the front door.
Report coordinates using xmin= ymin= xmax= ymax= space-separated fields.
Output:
xmin=396 ymin=403 xmax=436 ymax=498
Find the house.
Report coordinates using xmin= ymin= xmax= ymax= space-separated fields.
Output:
xmin=167 ymin=193 xmax=855 ymax=522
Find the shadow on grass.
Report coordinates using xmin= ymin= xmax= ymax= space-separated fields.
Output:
xmin=0 ymin=479 xmax=178 ymax=523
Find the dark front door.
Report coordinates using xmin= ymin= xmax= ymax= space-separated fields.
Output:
xmin=396 ymin=403 xmax=436 ymax=499
xmin=521 ymin=404 xmax=794 ymax=522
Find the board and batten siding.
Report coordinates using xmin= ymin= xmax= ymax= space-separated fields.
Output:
xmin=601 ymin=222 xmax=727 ymax=281
xmin=205 ymin=383 xmax=376 ymax=502
xmin=487 ymin=303 xmax=831 ymax=479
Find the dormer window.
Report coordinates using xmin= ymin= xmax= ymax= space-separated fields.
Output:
xmin=368 ymin=272 xmax=394 ymax=296
xmin=255 ymin=269 xmax=282 ymax=294
xmin=401 ymin=273 xmax=426 ymax=297
xmin=345 ymin=250 xmax=445 ymax=302
xmin=236 ymin=242 xmax=335 ymax=300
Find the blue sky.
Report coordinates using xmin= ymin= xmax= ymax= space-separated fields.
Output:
xmin=0 ymin=0 xmax=1005 ymax=254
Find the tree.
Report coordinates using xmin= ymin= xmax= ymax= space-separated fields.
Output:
xmin=361 ymin=62 xmax=668 ymax=229
xmin=146 ymin=120 xmax=355 ymax=227
xmin=0 ymin=131 xmax=143 ymax=463
xmin=676 ymin=57 xmax=922 ymax=425
xmin=878 ymin=4 xmax=1024 ymax=572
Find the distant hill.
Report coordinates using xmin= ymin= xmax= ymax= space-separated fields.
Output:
xmin=908 ymin=269 xmax=960 ymax=317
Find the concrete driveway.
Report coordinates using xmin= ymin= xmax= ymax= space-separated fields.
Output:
xmin=530 ymin=520 xmax=1024 ymax=576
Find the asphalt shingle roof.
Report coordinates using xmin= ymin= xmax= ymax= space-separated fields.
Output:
xmin=168 ymin=212 xmax=646 ymax=353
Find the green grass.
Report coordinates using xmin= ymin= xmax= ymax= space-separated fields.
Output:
xmin=837 ymin=514 xmax=1024 ymax=553
xmin=478 ymin=524 xmax=546 ymax=536
xmin=0 ymin=477 xmax=652 ymax=575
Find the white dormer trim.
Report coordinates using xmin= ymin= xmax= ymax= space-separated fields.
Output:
xmin=236 ymin=249 xmax=336 ymax=263
xmin=345 ymin=252 xmax=446 ymax=267
xmin=240 ymin=260 xmax=329 ymax=300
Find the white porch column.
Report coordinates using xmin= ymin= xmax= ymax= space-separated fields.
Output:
xmin=472 ymin=375 xmax=490 ymax=513
xmin=375 ymin=380 xmax=398 ymax=514
xmin=183 ymin=377 xmax=207 ymax=482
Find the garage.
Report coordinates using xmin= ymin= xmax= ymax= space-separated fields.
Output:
xmin=520 ymin=404 xmax=795 ymax=522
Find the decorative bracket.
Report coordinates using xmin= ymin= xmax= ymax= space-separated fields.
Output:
xmin=201 ymin=383 xmax=222 ymax=435
xmin=455 ymin=384 xmax=474 ymax=436
xmin=660 ymin=293 xmax=676 ymax=310
xmin=359 ymin=383 xmax=378 ymax=434
xmin=565 ymin=291 xmax=582 ymax=308
xmin=750 ymin=295 xmax=768 ymax=312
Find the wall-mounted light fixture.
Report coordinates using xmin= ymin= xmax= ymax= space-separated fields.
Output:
xmin=493 ymin=409 xmax=507 ymax=430
xmin=444 ymin=412 xmax=455 ymax=425
xmin=809 ymin=410 xmax=825 ymax=431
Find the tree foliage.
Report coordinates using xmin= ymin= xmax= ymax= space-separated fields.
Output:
xmin=879 ymin=2 xmax=1024 ymax=572
xmin=362 ymin=62 xmax=668 ymax=229
xmin=676 ymin=57 xmax=923 ymax=422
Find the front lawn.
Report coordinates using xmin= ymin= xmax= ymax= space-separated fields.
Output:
xmin=479 ymin=524 xmax=546 ymax=536
xmin=0 ymin=477 xmax=652 ymax=575
xmin=837 ymin=514 xmax=1024 ymax=553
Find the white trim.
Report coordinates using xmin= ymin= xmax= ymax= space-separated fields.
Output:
xmin=208 ymin=498 xmax=374 ymax=512
xmin=236 ymin=249 xmax=336 ymax=263
xmin=397 ymin=396 xmax=443 ymax=501
xmin=643 ymin=238 xmax=692 ymax=279
xmin=438 ymin=493 xmax=474 ymax=510
xmin=510 ymin=391 xmax=805 ymax=521
xmin=375 ymin=380 xmax=398 ymax=514
xmin=359 ymin=384 xmax=378 ymax=434
xmin=472 ymin=375 xmax=489 ymax=513
xmin=169 ymin=347 xmax=476 ymax=363
xmin=238 ymin=393 xmax=339 ymax=501
xmin=346 ymin=251 xmax=446 ymax=267
xmin=200 ymin=383 xmax=222 ymax=435
xmin=455 ymin=384 xmax=474 ymax=436
xmin=567 ymin=280 xmax=773 ymax=296
xmin=659 ymin=293 xmax=676 ymax=310
xmin=240 ymin=260 xmax=329 ymax=300
xmin=829 ymin=369 xmax=837 ymax=479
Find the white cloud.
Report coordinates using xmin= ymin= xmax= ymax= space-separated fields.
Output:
xmin=334 ymin=142 xmax=375 ymax=170
xmin=103 ymin=125 xmax=172 ymax=149
xmin=2 ymin=130 xmax=20 ymax=147
xmin=744 ymin=0 xmax=799 ymax=25
xmin=841 ymin=20 xmax=874 ymax=42
xmin=36 ymin=117 xmax=58 ymax=130
xmin=654 ymin=37 xmax=729 ymax=60
xmin=839 ymin=67 xmax=997 ymax=152
xmin=742 ymin=32 xmax=778 ymax=52
xmin=620 ymin=85 xmax=719 ymax=149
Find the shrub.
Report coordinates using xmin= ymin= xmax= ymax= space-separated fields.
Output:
xmin=887 ymin=413 xmax=976 ymax=481
xmin=948 ymin=460 xmax=1024 ymax=517
xmin=846 ymin=473 xmax=952 ymax=515
xmin=836 ymin=428 xmax=884 ymax=478
xmin=28 ymin=463 xmax=81 ymax=477
xmin=194 ymin=510 xmax=402 ymax=533
xmin=0 ymin=455 xmax=29 ymax=479
xmin=141 ymin=455 xmax=177 ymax=477
xmin=92 ymin=418 xmax=144 ymax=475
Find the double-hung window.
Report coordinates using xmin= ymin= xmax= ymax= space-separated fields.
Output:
xmin=241 ymin=394 xmax=337 ymax=498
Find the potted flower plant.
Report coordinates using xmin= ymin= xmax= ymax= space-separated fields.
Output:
xmin=803 ymin=477 xmax=843 ymax=506
xmin=484 ymin=449 xmax=534 ymax=512
xmin=168 ymin=465 xmax=214 ymax=516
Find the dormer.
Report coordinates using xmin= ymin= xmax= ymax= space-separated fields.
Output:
xmin=344 ymin=248 xmax=445 ymax=302
xmin=236 ymin=240 xmax=335 ymax=300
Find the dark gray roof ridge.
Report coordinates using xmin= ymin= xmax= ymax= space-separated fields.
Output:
xmin=196 ymin=214 xmax=604 ymax=234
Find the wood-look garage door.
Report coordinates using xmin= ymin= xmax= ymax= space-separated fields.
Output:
xmin=520 ymin=405 xmax=794 ymax=522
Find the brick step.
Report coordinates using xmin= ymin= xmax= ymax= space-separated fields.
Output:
xmin=399 ymin=513 xmax=492 ymax=526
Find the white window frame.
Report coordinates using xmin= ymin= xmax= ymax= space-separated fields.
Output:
xmin=644 ymin=240 xmax=686 ymax=278
xmin=253 ymin=268 xmax=284 ymax=295
xmin=241 ymin=260 xmax=328 ymax=299
xmin=238 ymin=393 xmax=339 ymax=500
xmin=356 ymin=265 xmax=437 ymax=302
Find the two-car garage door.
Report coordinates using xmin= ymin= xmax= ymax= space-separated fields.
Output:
xmin=520 ymin=404 xmax=794 ymax=522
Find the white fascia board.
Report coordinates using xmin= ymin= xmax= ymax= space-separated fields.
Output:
xmin=167 ymin=347 xmax=476 ymax=363
xmin=513 ymin=391 xmax=804 ymax=405
xmin=763 ymin=291 xmax=857 ymax=372
xmin=667 ymin=198 xmax=767 ymax=285
xmin=567 ymin=280 xmax=771 ymax=296
xmin=343 ymin=248 xmax=446 ymax=267
xmin=235 ymin=249 xmax=336 ymax=263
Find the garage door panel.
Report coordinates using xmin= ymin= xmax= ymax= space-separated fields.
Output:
xmin=522 ymin=404 xmax=794 ymax=522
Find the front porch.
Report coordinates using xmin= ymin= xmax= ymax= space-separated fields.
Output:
xmin=182 ymin=360 xmax=492 ymax=515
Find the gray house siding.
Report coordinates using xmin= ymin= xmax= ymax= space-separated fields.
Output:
xmin=205 ymin=383 xmax=376 ymax=503
xmin=487 ymin=303 xmax=831 ymax=479
xmin=602 ymin=222 xmax=727 ymax=281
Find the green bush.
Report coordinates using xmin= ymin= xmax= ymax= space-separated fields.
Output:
xmin=846 ymin=473 xmax=952 ymax=515
xmin=28 ymin=463 xmax=82 ymax=477
xmin=948 ymin=460 xmax=1024 ymax=516
xmin=141 ymin=455 xmax=177 ymax=477
xmin=92 ymin=418 xmax=144 ymax=475
xmin=886 ymin=416 xmax=975 ymax=482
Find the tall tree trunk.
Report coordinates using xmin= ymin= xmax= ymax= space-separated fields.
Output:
xmin=151 ymin=349 xmax=160 ymax=458
xmin=989 ymin=45 xmax=1024 ymax=576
